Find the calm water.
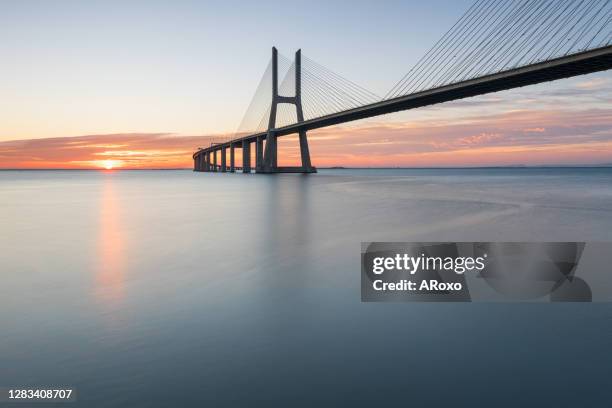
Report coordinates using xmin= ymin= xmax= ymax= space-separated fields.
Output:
xmin=1 ymin=168 xmax=611 ymax=407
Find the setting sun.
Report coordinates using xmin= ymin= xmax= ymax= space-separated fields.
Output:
xmin=104 ymin=160 xmax=115 ymax=170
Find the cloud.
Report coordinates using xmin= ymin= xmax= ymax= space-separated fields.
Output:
xmin=575 ymin=78 xmax=609 ymax=90
xmin=1 ymin=107 xmax=611 ymax=168
xmin=304 ymin=107 xmax=612 ymax=166
xmin=0 ymin=133 xmax=230 ymax=169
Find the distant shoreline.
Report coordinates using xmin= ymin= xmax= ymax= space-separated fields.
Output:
xmin=2 ymin=166 xmax=612 ymax=171
xmin=318 ymin=165 xmax=612 ymax=169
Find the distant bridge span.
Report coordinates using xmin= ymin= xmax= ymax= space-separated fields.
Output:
xmin=194 ymin=1 xmax=612 ymax=173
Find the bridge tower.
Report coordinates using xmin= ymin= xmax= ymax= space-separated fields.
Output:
xmin=260 ymin=47 xmax=316 ymax=173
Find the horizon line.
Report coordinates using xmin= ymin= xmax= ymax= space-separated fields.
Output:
xmin=2 ymin=165 xmax=612 ymax=171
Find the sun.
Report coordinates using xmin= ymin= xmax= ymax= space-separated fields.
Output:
xmin=103 ymin=160 xmax=115 ymax=170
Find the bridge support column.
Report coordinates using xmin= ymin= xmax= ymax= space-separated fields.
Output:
xmin=205 ymin=152 xmax=211 ymax=171
xmin=221 ymin=147 xmax=227 ymax=172
xmin=261 ymin=46 xmax=279 ymax=173
xmin=243 ymin=142 xmax=251 ymax=173
xmin=212 ymin=149 xmax=217 ymax=171
xmin=260 ymin=47 xmax=315 ymax=173
xmin=261 ymin=131 xmax=277 ymax=172
xmin=298 ymin=130 xmax=315 ymax=172
xmin=294 ymin=49 xmax=315 ymax=173
xmin=230 ymin=143 xmax=235 ymax=172
xmin=256 ymin=136 xmax=264 ymax=171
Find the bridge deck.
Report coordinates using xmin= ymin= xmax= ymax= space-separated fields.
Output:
xmin=194 ymin=45 xmax=612 ymax=159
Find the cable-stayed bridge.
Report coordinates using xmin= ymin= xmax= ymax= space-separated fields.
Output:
xmin=194 ymin=0 xmax=612 ymax=173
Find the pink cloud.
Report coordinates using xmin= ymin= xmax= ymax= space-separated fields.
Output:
xmin=1 ymin=107 xmax=611 ymax=169
xmin=0 ymin=133 xmax=228 ymax=169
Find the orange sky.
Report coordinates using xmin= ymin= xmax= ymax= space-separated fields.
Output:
xmin=1 ymin=106 xmax=611 ymax=169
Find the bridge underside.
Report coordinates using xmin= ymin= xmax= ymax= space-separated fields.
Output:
xmin=194 ymin=45 xmax=612 ymax=173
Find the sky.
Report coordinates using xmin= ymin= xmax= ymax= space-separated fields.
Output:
xmin=0 ymin=0 xmax=610 ymax=168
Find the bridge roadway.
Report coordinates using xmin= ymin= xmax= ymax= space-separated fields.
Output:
xmin=193 ymin=45 xmax=612 ymax=172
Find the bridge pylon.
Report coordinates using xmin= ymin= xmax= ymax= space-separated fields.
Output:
xmin=260 ymin=47 xmax=316 ymax=174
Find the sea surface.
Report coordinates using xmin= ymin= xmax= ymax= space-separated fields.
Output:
xmin=1 ymin=168 xmax=611 ymax=407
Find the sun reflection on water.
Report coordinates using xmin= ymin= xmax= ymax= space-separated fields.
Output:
xmin=94 ymin=175 xmax=125 ymax=308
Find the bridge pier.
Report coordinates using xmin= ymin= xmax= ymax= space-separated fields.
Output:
xmin=242 ymin=142 xmax=251 ymax=173
xmin=205 ymin=151 xmax=210 ymax=171
xmin=221 ymin=147 xmax=227 ymax=172
xmin=256 ymin=136 xmax=264 ymax=172
xmin=230 ymin=143 xmax=235 ymax=172
xmin=261 ymin=131 xmax=277 ymax=172
xmin=298 ymin=130 xmax=314 ymax=171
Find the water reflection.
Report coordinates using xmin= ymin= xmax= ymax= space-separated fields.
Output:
xmin=255 ymin=175 xmax=316 ymax=329
xmin=260 ymin=175 xmax=314 ymax=271
xmin=93 ymin=174 xmax=126 ymax=307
